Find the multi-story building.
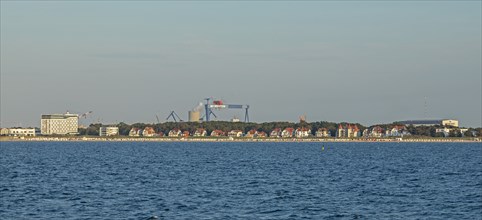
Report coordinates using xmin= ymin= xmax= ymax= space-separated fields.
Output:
xmin=41 ymin=113 xmax=79 ymax=135
xmin=315 ymin=128 xmax=331 ymax=137
xmin=99 ymin=127 xmax=119 ymax=136
xmin=295 ymin=127 xmax=311 ymax=138
xmin=337 ymin=124 xmax=360 ymax=138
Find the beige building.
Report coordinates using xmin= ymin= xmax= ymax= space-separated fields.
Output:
xmin=442 ymin=119 xmax=459 ymax=127
xmin=41 ymin=113 xmax=79 ymax=135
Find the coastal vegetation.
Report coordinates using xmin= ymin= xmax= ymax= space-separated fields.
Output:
xmin=77 ymin=121 xmax=482 ymax=138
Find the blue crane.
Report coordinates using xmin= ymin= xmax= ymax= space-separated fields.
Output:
xmin=203 ymin=98 xmax=250 ymax=122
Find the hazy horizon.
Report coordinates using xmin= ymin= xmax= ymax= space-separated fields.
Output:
xmin=1 ymin=1 xmax=481 ymax=128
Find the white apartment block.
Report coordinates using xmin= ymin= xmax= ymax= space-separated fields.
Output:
xmin=41 ymin=113 xmax=79 ymax=135
xmin=99 ymin=127 xmax=119 ymax=136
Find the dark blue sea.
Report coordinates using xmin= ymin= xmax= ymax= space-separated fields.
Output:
xmin=1 ymin=142 xmax=481 ymax=219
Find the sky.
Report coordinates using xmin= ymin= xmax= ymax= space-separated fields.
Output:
xmin=1 ymin=1 xmax=481 ymax=128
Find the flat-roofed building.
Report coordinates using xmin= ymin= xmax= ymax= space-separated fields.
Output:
xmin=99 ymin=126 xmax=119 ymax=136
xmin=8 ymin=128 xmax=39 ymax=136
xmin=41 ymin=113 xmax=79 ymax=135
xmin=398 ymin=119 xmax=459 ymax=127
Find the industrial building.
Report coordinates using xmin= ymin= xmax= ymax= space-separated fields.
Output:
xmin=40 ymin=113 xmax=79 ymax=135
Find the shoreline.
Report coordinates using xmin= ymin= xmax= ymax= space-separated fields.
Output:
xmin=1 ymin=136 xmax=480 ymax=143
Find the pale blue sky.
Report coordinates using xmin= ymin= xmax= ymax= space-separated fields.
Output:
xmin=1 ymin=1 xmax=481 ymax=127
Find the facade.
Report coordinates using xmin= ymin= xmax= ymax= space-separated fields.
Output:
xmin=129 ymin=128 xmax=142 ymax=137
xmin=210 ymin=130 xmax=225 ymax=137
xmin=442 ymin=119 xmax=459 ymax=127
xmin=193 ymin=128 xmax=207 ymax=137
xmin=99 ymin=127 xmax=119 ymax=136
xmin=386 ymin=125 xmax=410 ymax=137
xmin=370 ymin=126 xmax=385 ymax=137
xmin=315 ymin=128 xmax=331 ymax=137
xmin=281 ymin=128 xmax=294 ymax=138
xmin=143 ymin=127 xmax=157 ymax=137
xmin=295 ymin=127 xmax=311 ymax=138
xmin=257 ymin=131 xmax=267 ymax=138
xmin=41 ymin=113 xmax=79 ymax=135
xmin=270 ymin=128 xmax=282 ymax=138
xmin=8 ymin=128 xmax=39 ymax=137
xmin=245 ymin=129 xmax=258 ymax=138
xmin=337 ymin=124 xmax=360 ymax=138
xmin=0 ymin=128 xmax=10 ymax=136
xmin=168 ymin=128 xmax=182 ymax=137
xmin=228 ymin=130 xmax=244 ymax=137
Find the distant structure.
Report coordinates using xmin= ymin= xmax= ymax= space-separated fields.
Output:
xmin=1 ymin=128 xmax=39 ymax=137
xmin=203 ymin=98 xmax=250 ymax=122
xmin=188 ymin=102 xmax=203 ymax=122
xmin=40 ymin=112 xmax=79 ymax=135
xmin=99 ymin=126 xmax=119 ymax=136
xmin=398 ymin=119 xmax=458 ymax=127
xmin=336 ymin=124 xmax=360 ymax=138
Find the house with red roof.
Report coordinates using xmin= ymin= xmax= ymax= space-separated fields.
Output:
xmin=295 ymin=127 xmax=311 ymax=138
xmin=270 ymin=128 xmax=282 ymax=138
xmin=194 ymin=128 xmax=207 ymax=137
xmin=210 ymin=130 xmax=225 ymax=137
xmin=168 ymin=128 xmax=182 ymax=137
xmin=281 ymin=128 xmax=294 ymax=138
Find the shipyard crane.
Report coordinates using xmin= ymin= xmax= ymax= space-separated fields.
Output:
xmin=166 ymin=111 xmax=183 ymax=122
xmin=155 ymin=115 xmax=160 ymax=124
xmin=80 ymin=111 xmax=93 ymax=119
xmin=204 ymin=98 xmax=250 ymax=122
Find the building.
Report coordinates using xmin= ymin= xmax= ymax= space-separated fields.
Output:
xmin=41 ymin=113 xmax=79 ymax=135
xmin=257 ymin=131 xmax=267 ymax=138
xmin=315 ymin=128 xmax=331 ymax=137
xmin=245 ymin=129 xmax=258 ymax=138
xmin=228 ymin=130 xmax=244 ymax=137
xmin=8 ymin=128 xmax=39 ymax=137
xmin=337 ymin=124 xmax=360 ymax=138
xmin=398 ymin=119 xmax=459 ymax=127
xmin=281 ymin=128 xmax=294 ymax=138
xmin=270 ymin=128 xmax=282 ymax=138
xmin=129 ymin=128 xmax=142 ymax=137
xmin=370 ymin=126 xmax=385 ymax=138
xmin=0 ymin=128 xmax=10 ymax=136
xmin=168 ymin=128 xmax=182 ymax=137
xmin=193 ymin=128 xmax=207 ymax=137
xmin=386 ymin=125 xmax=410 ymax=137
xmin=442 ymin=119 xmax=459 ymax=127
xmin=143 ymin=127 xmax=157 ymax=137
xmin=295 ymin=127 xmax=311 ymax=138
xmin=210 ymin=130 xmax=225 ymax=137
xmin=99 ymin=127 xmax=119 ymax=136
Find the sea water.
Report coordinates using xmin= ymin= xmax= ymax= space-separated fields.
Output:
xmin=1 ymin=142 xmax=481 ymax=219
